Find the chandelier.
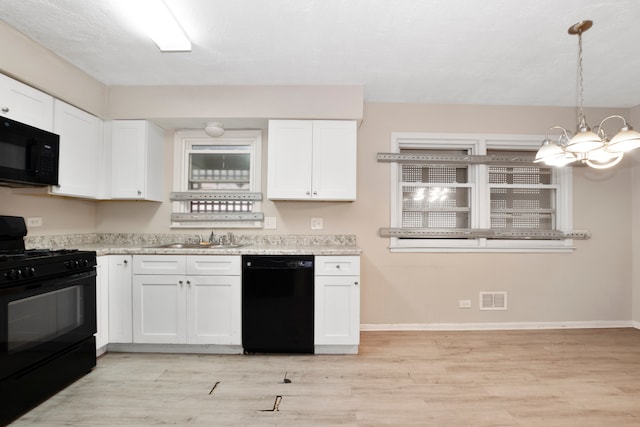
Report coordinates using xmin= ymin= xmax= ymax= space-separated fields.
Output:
xmin=534 ymin=20 xmax=640 ymax=169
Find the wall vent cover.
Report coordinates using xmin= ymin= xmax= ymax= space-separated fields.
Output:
xmin=480 ymin=292 xmax=507 ymax=310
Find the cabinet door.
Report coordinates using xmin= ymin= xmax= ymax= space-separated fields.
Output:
xmin=267 ymin=120 xmax=313 ymax=199
xmin=312 ymin=120 xmax=357 ymax=200
xmin=0 ymin=73 xmax=54 ymax=131
xmin=186 ymin=275 xmax=241 ymax=345
xmin=314 ymin=275 xmax=360 ymax=346
xmin=50 ymin=99 xmax=103 ymax=198
xmin=108 ymin=255 xmax=133 ymax=343
xmin=133 ymin=274 xmax=186 ymax=344
xmin=110 ymin=120 xmax=164 ymax=201
xmin=95 ymin=257 xmax=109 ymax=350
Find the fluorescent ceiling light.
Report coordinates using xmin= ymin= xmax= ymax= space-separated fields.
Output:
xmin=129 ymin=0 xmax=191 ymax=52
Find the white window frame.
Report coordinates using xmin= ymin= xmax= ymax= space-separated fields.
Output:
xmin=172 ymin=129 xmax=262 ymax=229
xmin=389 ymin=133 xmax=574 ymax=253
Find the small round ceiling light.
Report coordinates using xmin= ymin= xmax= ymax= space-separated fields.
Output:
xmin=204 ymin=121 xmax=224 ymax=137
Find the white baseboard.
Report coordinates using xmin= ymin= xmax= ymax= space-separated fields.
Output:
xmin=360 ymin=320 xmax=635 ymax=332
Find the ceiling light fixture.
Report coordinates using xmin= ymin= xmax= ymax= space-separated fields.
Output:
xmin=204 ymin=122 xmax=224 ymax=137
xmin=134 ymin=0 xmax=191 ymax=52
xmin=535 ymin=20 xmax=640 ymax=169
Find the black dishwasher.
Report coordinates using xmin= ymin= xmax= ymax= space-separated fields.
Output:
xmin=242 ymin=255 xmax=314 ymax=353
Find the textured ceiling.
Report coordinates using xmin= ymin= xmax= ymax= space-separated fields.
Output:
xmin=0 ymin=0 xmax=639 ymax=108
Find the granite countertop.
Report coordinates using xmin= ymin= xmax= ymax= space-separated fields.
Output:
xmin=25 ymin=233 xmax=362 ymax=256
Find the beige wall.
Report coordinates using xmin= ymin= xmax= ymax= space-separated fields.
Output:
xmin=0 ymin=187 xmax=97 ymax=234
xmin=355 ymin=103 xmax=633 ymax=326
xmin=91 ymin=102 xmax=635 ymax=326
xmin=1 ymin=16 xmax=637 ymax=327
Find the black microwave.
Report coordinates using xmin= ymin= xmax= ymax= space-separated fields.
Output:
xmin=0 ymin=117 xmax=59 ymax=187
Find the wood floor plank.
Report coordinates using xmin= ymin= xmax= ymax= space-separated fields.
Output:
xmin=10 ymin=328 xmax=640 ymax=426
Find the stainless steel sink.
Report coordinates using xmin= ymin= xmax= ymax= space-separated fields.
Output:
xmin=148 ymin=243 xmax=244 ymax=249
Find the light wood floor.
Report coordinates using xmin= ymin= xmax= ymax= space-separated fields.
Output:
xmin=11 ymin=328 xmax=640 ymax=426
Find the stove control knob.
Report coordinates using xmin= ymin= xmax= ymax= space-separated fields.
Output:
xmin=5 ymin=269 xmax=17 ymax=280
xmin=25 ymin=267 xmax=36 ymax=277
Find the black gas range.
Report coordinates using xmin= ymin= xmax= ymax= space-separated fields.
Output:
xmin=0 ymin=248 xmax=95 ymax=284
xmin=0 ymin=216 xmax=97 ymax=425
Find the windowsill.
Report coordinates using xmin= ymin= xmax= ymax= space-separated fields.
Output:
xmin=389 ymin=238 xmax=576 ymax=253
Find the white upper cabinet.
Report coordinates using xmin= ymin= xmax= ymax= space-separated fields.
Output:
xmin=267 ymin=120 xmax=357 ymax=201
xmin=107 ymin=120 xmax=164 ymax=201
xmin=0 ymin=73 xmax=54 ymax=131
xmin=50 ymin=99 xmax=103 ymax=198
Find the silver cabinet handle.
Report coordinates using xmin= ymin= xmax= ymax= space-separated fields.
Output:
xmin=123 ymin=259 xmax=128 ymax=264
xmin=336 ymin=265 xmax=341 ymax=269
xmin=1 ymin=107 xmax=9 ymax=113
xmin=354 ymin=281 xmax=359 ymax=286
xmin=137 ymin=190 xmax=142 ymax=196
xmin=313 ymin=190 xmax=318 ymax=195
xmin=305 ymin=190 xmax=311 ymax=195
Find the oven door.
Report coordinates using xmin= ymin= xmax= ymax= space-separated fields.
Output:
xmin=0 ymin=269 xmax=96 ymax=379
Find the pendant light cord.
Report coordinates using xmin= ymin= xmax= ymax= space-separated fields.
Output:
xmin=577 ymin=30 xmax=586 ymax=128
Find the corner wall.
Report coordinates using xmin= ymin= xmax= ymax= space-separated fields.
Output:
xmin=0 ymin=21 xmax=106 ymax=116
xmin=630 ymin=105 xmax=640 ymax=326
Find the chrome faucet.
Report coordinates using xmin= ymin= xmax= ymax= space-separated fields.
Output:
xmin=209 ymin=230 xmax=216 ymax=244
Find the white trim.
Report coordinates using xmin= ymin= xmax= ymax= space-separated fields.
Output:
xmin=314 ymin=345 xmax=359 ymax=355
xmin=360 ymin=320 xmax=634 ymax=331
xmin=107 ymin=343 xmax=243 ymax=354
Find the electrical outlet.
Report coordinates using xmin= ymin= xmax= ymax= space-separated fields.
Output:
xmin=263 ymin=216 xmax=277 ymax=229
xmin=311 ymin=217 xmax=324 ymax=230
xmin=26 ymin=217 xmax=43 ymax=227
xmin=458 ymin=299 xmax=472 ymax=309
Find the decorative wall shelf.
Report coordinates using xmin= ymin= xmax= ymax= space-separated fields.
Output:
xmin=377 ymin=153 xmax=537 ymax=165
xmin=170 ymin=192 xmax=262 ymax=201
xmin=379 ymin=228 xmax=591 ymax=240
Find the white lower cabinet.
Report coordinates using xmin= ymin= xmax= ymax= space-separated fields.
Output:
xmin=132 ymin=255 xmax=241 ymax=345
xmin=108 ymin=255 xmax=133 ymax=344
xmin=314 ymin=256 xmax=360 ymax=353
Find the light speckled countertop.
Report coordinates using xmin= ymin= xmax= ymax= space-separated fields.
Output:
xmin=25 ymin=233 xmax=362 ymax=256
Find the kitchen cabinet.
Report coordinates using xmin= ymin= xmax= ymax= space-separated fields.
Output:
xmin=0 ymin=73 xmax=54 ymax=131
xmin=267 ymin=120 xmax=357 ymax=201
xmin=95 ymin=257 xmax=109 ymax=352
xmin=106 ymin=120 xmax=164 ymax=201
xmin=132 ymin=255 xmax=241 ymax=345
xmin=108 ymin=255 xmax=133 ymax=344
xmin=50 ymin=99 xmax=103 ymax=198
xmin=314 ymin=256 xmax=360 ymax=354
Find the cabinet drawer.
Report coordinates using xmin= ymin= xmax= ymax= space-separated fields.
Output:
xmin=315 ymin=256 xmax=360 ymax=276
xmin=133 ymin=255 xmax=186 ymax=275
xmin=187 ymin=256 xmax=241 ymax=276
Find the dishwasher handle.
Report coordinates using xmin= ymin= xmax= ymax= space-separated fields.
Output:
xmin=243 ymin=256 xmax=314 ymax=270
xmin=245 ymin=260 xmax=313 ymax=269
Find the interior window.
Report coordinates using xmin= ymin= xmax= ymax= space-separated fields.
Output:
xmin=386 ymin=134 xmax=575 ymax=252
xmin=171 ymin=130 xmax=263 ymax=229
